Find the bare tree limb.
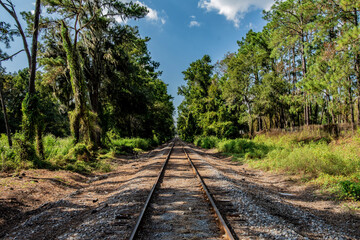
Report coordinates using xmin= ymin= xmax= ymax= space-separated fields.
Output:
xmin=0 ymin=0 xmax=31 ymax=68
xmin=0 ymin=49 xmax=24 ymax=62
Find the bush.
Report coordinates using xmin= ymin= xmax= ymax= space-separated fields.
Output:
xmin=109 ymin=137 xmax=151 ymax=155
xmin=194 ymin=136 xmax=219 ymax=149
xmin=0 ymin=134 xmax=40 ymax=171
xmin=43 ymin=135 xmax=74 ymax=159
xmin=339 ymin=180 xmax=360 ymax=200
xmin=0 ymin=133 xmax=110 ymax=174
xmin=217 ymin=138 xmax=271 ymax=160
xmin=66 ymin=143 xmax=93 ymax=161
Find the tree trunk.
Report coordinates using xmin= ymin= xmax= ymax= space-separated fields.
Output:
xmin=304 ymin=96 xmax=309 ymax=125
xmin=88 ymin=52 xmax=101 ymax=147
xmin=20 ymin=0 xmax=42 ymax=155
xmin=292 ymin=47 xmax=297 ymax=93
xmin=348 ymin=82 xmax=355 ymax=130
xmin=28 ymin=0 xmax=41 ymax=95
xmin=353 ymin=8 xmax=360 ymax=125
xmin=0 ymin=82 xmax=12 ymax=147
xmin=61 ymin=21 xmax=91 ymax=144
xmin=36 ymin=125 xmax=44 ymax=159
xmin=315 ymin=103 xmax=319 ymax=125
xmin=300 ymin=19 xmax=309 ymax=126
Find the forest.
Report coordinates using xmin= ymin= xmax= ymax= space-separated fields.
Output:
xmin=178 ymin=0 xmax=360 ymax=141
xmin=0 ymin=0 xmax=174 ymax=172
xmin=177 ymin=0 xmax=360 ymax=200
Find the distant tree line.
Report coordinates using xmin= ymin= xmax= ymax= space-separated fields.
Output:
xmin=177 ymin=0 xmax=360 ymax=142
xmin=0 ymin=0 xmax=174 ymax=156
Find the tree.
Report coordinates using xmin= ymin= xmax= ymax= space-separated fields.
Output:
xmin=42 ymin=0 xmax=148 ymax=146
xmin=0 ymin=0 xmax=43 ymax=156
xmin=0 ymin=21 xmax=17 ymax=147
xmin=177 ymin=55 xmax=214 ymax=140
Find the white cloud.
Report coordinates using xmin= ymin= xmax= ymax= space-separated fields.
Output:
xmin=144 ymin=6 xmax=166 ymax=24
xmin=112 ymin=0 xmax=166 ymax=25
xmin=198 ymin=0 xmax=274 ymax=27
xmin=189 ymin=20 xmax=201 ymax=27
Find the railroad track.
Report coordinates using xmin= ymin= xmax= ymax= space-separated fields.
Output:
xmin=129 ymin=139 xmax=236 ymax=240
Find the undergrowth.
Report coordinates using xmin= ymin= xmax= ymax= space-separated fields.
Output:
xmin=194 ymin=136 xmax=219 ymax=149
xmin=193 ymin=130 xmax=360 ymax=201
xmin=0 ymin=132 xmax=159 ymax=174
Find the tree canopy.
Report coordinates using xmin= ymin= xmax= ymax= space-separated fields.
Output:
xmin=177 ymin=0 xmax=360 ymax=141
xmin=0 ymin=0 xmax=175 ymax=153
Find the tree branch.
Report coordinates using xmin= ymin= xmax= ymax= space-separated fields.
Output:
xmin=0 ymin=49 xmax=24 ymax=62
xmin=0 ymin=0 xmax=31 ymax=68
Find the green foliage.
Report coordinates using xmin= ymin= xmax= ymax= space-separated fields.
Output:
xmin=43 ymin=135 xmax=73 ymax=159
xmin=0 ymin=0 xmax=173 ymax=174
xmin=194 ymin=136 xmax=219 ymax=149
xmin=257 ymin=143 xmax=352 ymax=176
xmin=339 ymin=180 xmax=360 ymax=200
xmin=66 ymin=143 xmax=92 ymax=161
xmin=109 ymin=137 xmax=151 ymax=155
xmin=228 ymin=132 xmax=360 ymax=200
xmin=217 ymin=138 xmax=271 ymax=160
xmin=21 ymin=93 xmax=41 ymax=142
xmin=178 ymin=0 xmax=360 ymax=140
xmin=0 ymin=133 xmax=110 ymax=174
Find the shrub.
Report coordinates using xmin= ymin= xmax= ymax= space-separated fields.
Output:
xmin=0 ymin=133 xmax=110 ymax=174
xmin=109 ymin=138 xmax=151 ymax=154
xmin=339 ymin=180 xmax=360 ymax=200
xmin=43 ymin=135 xmax=74 ymax=159
xmin=194 ymin=136 xmax=219 ymax=149
xmin=66 ymin=143 xmax=92 ymax=161
xmin=217 ymin=138 xmax=271 ymax=160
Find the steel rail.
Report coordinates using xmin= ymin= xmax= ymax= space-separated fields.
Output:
xmin=182 ymin=144 xmax=236 ymax=240
xmin=129 ymin=141 xmax=175 ymax=240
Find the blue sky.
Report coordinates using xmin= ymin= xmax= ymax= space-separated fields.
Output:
xmin=1 ymin=0 xmax=274 ymax=118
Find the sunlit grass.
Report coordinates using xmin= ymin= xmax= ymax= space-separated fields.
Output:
xmin=197 ymin=130 xmax=360 ymax=200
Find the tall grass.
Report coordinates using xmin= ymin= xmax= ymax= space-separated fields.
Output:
xmin=0 ymin=131 xmax=159 ymax=174
xmin=211 ymin=131 xmax=360 ymax=200
xmin=0 ymin=134 xmax=111 ymax=174
xmin=109 ymin=138 xmax=151 ymax=154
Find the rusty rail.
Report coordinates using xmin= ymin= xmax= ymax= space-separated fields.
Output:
xmin=129 ymin=140 xmax=236 ymax=240
xmin=182 ymin=145 xmax=236 ymax=240
xmin=129 ymin=141 xmax=174 ymax=240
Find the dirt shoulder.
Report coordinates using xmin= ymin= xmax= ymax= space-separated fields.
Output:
xmin=0 ymin=169 xmax=88 ymax=236
xmin=196 ymin=146 xmax=360 ymax=238
xmin=0 ymin=149 xmax=161 ymax=238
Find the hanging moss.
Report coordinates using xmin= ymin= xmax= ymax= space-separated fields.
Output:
xmin=21 ymin=93 xmax=45 ymax=158
xmin=60 ymin=21 xmax=96 ymax=146
xmin=21 ymin=93 xmax=40 ymax=142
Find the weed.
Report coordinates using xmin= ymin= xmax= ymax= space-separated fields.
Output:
xmin=194 ymin=136 xmax=219 ymax=149
xmin=339 ymin=180 xmax=360 ymax=200
xmin=217 ymin=138 xmax=271 ymax=160
xmin=214 ymin=130 xmax=360 ymax=201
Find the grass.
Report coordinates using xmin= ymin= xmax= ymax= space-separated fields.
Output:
xmin=109 ymin=137 xmax=152 ymax=155
xmin=0 ymin=133 xmax=157 ymax=174
xmin=193 ymin=130 xmax=360 ymax=201
xmin=194 ymin=136 xmax=219 ymax=149
xmin=0 ymin=134 xmax=110 ymax=174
